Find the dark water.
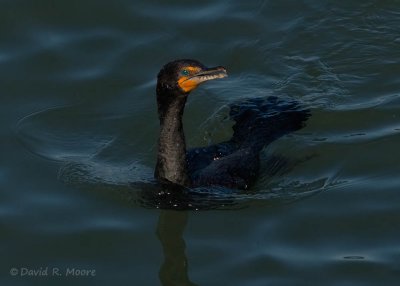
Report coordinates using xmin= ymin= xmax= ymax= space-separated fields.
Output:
xmin=2 ymin=0 xmax=400 ymax=285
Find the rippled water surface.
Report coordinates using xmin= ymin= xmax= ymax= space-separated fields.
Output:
xmin=2 ymin=0 xmax=400 ymax=285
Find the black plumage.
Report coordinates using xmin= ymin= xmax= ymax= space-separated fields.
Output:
xmin=155 ymin=59 xmax=310 ymax=190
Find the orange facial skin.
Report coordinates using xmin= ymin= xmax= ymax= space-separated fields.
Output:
xmin=185 ymin=66 xmax=202 ymax=73
xmin=177 ymin=65 xmax=227 ymax=93
xmin=177 ymin=66 xmax=203 ymax=93
xmin=178 ymin=76 xmax=200 ymax=93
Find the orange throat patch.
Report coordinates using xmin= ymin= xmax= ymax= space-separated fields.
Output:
xmin=178 ymin=77 xmax=200 ymax=93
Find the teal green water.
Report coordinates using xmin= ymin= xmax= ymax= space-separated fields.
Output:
xmin=2 ymin=0 xmax=400 ymax=285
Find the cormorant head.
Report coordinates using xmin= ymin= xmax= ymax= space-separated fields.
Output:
xmin=157 ymin=59 xmax=227 ymax=96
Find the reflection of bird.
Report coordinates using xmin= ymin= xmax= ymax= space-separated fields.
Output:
xmin=155 ymin=59 xmax=310 ymax=190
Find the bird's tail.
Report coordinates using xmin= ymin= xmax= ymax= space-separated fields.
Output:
xmin=229 ymin=96 xmax=310 ymax=152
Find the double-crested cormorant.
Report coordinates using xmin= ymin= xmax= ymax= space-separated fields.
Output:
xmin=155 ymin=59 xmax=309 ymax=190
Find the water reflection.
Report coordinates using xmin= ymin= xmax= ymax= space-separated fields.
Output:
xmin=156 ymin=210 xmax=197 ymax=286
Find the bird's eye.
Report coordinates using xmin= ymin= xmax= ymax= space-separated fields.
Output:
xmin=181 ymin=69 xmax=190 ymax=76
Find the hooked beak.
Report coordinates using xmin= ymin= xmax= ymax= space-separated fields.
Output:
xmin=178 ymin=66 xmax=228 ymax=93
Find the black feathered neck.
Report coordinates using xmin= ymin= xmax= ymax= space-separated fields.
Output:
xmin=154 ymin=61 xmax=195 ymax=186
